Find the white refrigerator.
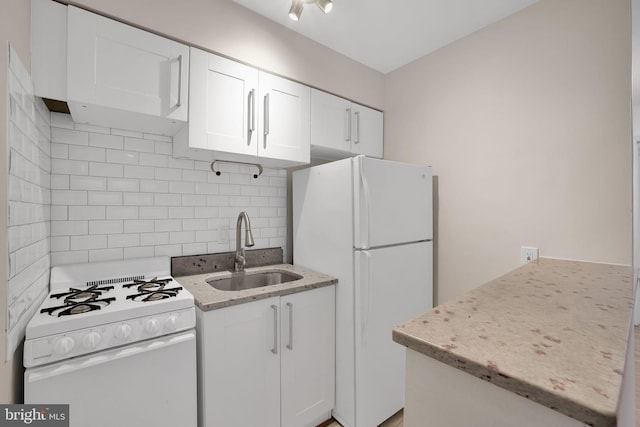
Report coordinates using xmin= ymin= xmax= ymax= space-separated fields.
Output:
xmin=293 ymin=155 xmax=433 ymax=427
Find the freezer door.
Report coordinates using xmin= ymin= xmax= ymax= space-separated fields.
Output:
xmin=353 ymin=156 xmax=432 ymax=249
xmin=354 ymin=241 xmax=433 ymax=427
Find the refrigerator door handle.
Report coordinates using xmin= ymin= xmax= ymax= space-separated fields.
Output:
xmin=359 ymin=158 xmax=372 ymax=249
xmin=359 ymin=250 xmax=373 ymax=346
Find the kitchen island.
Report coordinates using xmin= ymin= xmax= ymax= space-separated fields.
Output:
xmin=393 ymin=258 xmax=634 ymax=427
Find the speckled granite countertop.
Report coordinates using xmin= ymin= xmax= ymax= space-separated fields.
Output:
xmin=174 ymin=264 xmax=337 ymax=311
xmin=392 ymin=258 xmax=633 ymax=427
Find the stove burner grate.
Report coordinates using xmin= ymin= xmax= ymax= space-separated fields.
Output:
xmin=126 ymin=286 xmax=183 ymax=302
xmin=51 ymin=285 xmax=114 ymax=304
xmin=123 ymin=277 xmax=173 ymax=292
xmin=41 ymin=297 xmax=116 ymax=317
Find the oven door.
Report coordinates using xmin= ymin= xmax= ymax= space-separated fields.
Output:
xmin=25 ymin=330 xmax=197 ymax=427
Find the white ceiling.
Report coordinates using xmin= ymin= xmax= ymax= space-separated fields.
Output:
xmin=232 ymin=0 xmax=539 ymax=74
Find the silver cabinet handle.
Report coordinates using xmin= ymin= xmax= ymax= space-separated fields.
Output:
xmin=345 ymin=108 xmax=352 ymax=142
xmin=176 ymin=54 xmax=183 ymax=108
xmin=354 ymin=111 xmax=360 ymax=144
xmin=270 ymin=304 xmax=278 ymax=355
xmin=263 ymin=93 xmax=270 ymax=149
xmin=286 ymin=302 xmax=293 ymax=350
xmin=248 ymin=89 xmax=255 ymax=145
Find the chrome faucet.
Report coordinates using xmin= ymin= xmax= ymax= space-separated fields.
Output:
xmin=234 ymin=211 xmax=255 ymax=272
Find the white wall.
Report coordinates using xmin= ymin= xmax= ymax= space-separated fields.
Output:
xmin=49 ymin=114 xmax=287 ymax=265
xmin=384 ymin=0 xmax=632 ymax=303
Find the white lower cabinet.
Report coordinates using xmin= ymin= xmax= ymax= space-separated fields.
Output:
xmin=197 ymin=285 xmax=335 ymax=427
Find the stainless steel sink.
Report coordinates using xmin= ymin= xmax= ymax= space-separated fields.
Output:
xmin=206 ymin=269 xmax=303 ymax=292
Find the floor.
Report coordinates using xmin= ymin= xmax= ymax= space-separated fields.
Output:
xmin=324 ymin=409 xmax=403 ymax=427
xmin=325 ymin=326 xmax=640 ymax=427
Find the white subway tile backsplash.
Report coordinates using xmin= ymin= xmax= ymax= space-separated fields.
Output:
xmin=124 ymin=164 xmax=154 ymax=179
xmin=52 ymin=159 xmax=89 ymax=175
xmin=52 ymin=190 xmax=87 ymax=205
xmin=7 ymin=45 xmax=51 ymax=357
xmin=154 ymin=219 xmax=182 ymax=232
xmin=88 ymin=191 xmax=123 ymax=206
xmin=71 ymin=235 xmax=107 ymax=251
xmin=68 ymin=206 xmax=106 ymax=220
xmin=52 ymin=127 xmax=88 ymax=146
xmin=111 ymin=128 xmax=143 ymax=138
xmin=139 ymin=207 xmax=168 ymax=219
xmin=69 ymin=145 xmax=106 ymax=162
xmin=89 ymin=162 xmax=123 ymax=178
xmin=139 ymin=153 xmax=169 ymax=168
xmin=107 ymin=233 xmax=140 ymax=248
xmin=124 ymin=219 xmax=154 ymax=233
xmin=90 ymin=133 xmax=124 ymax=150
xmin=89 ymin=248 xmax=123 ymax=263
xmin=124 ymin=246 xmax=154 ymax=259
xmin=140 ymin=180 xmax=168 ymax=193
xmin=51 ymin=143 xmax=69 ymax=159
xmin=51 ymin=250 xmax=88 ymax=265
xmin=89 ymin=220 xmax=123 ymax=235
xmin=51 ymin=174 xmax=70 ymax=190
xmin=106 ymin=149 xmax=139 ymax=165
xmin=106 ymin=206 xmax=139 ymax=220
xmin=70 ymin=175 xmax=107 ymax=191
xmin=124 ymin=137 xmax=155 ymax=153
xmin=123 ymin=192 xmax=154 ymax=206
xmin=49 ymin=119 xmax=288 ymax=266
xmin=140 ymin=232 xmax=169 ymax=246
xmin=155 ymin=141 xmax=172 ymax=155
xmin=108 ymin=178 xmax=139 ymax=192
xmin=74 ymin=123 xmax=109 ymax=134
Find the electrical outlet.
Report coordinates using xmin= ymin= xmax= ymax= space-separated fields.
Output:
xmin=520 ymin=246 xmax=539 ymax=264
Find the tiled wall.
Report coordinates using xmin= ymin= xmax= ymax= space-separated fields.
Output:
xmin=49 ymin=113 xmax=287 ymax=266
xmin=7 ymin=46 xmax=51 ymax=358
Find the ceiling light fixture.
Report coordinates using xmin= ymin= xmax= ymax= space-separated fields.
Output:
xmin=288 ymin=0 xmax=333 ymax=21
xmin=288 ymin=0 xmax=304 ymax=21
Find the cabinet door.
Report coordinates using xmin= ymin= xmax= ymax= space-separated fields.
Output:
xmin=200 ymin=298 xmax=280 ymax=427
xmin=310 ymin=89 xmax=352 ymax=153
xmin=189 ymin=49 xmax=259 ymax=156
xmin=258 ymin=72 xmax=310 ymax=165
xmin=281 ymin=286 xmax=336 ymax=427
xmin=351 ymin=103 xmax=384 ymax=158
xmin=67 ymin=6 xmax=188 ymax=122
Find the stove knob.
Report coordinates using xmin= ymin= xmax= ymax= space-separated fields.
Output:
xmin=115 ymin=324 xmax=132 ymax=340
xmin=145 ymin=318 xmax=161 ymax=335
xmin=165 ymin=315 xmax=179 ymax=332
xmin=54 ymin=337 xmax=75 ymax=355
xmin=82 ymin=331 xmax=101 ymax=350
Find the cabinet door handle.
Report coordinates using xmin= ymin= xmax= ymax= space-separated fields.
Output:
xmin=248 ymin=89 xmax=255 ymax=144
xmin=345 ymin=108 xmax=352 ymax=142
xmin=271 ymin=304 xmax=278 ymax=355
xmin=286 ymin=302 xmax=293 ymax=350
xmin=354 ymin=111 xmax=360 ymax=144
xmin=264 ymin=93 xmax=270 ymax=142
xmin=176 ymin=54 xmax=183 ymax=108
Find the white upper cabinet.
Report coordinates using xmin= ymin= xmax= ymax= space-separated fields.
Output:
xmin=310 ymin=89 xmax=383 ymax=160
xmin=258 ymin=72 xmax=310 ymax=165
xmin=67 ymin=6 xmax=189 ymax=135
xmin=188 ymin=50 xmax=258 ymax=156
xmin=174 ymin=48 xmax=310 ymax=167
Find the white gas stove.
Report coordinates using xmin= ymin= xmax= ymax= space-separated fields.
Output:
xmin=24 ymin=256 xmax=197 ymax=427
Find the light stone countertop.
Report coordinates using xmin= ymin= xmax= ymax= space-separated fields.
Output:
xmin=392 ymin=258 xmax=633 ymax=427
xmin=174 ymin=263 xmax=337 ymax=311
